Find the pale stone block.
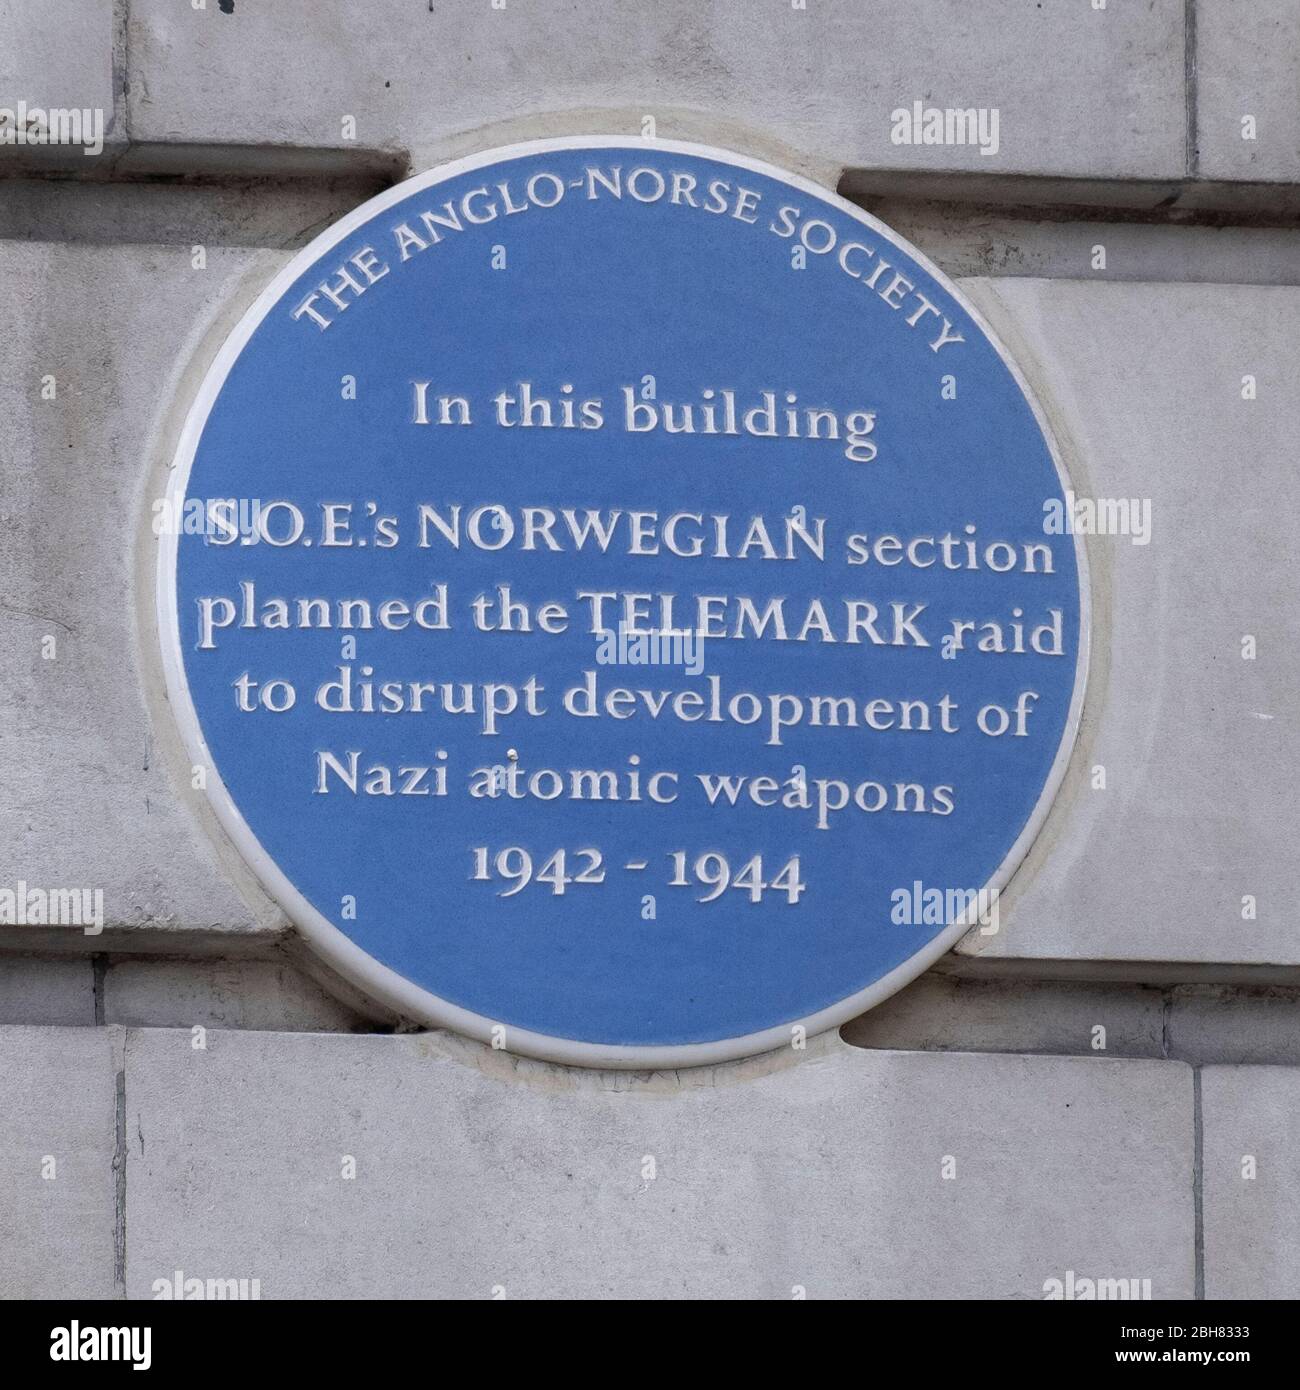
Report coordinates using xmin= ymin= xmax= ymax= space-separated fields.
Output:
xmin=0 ymin=1025 xmax=118 ymax=1298
xmin=124 ymin=1030 xmax=1193 ymax=1299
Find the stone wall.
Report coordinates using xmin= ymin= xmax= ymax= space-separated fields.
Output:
xmin=1 ymin=0 xmax=1297 ymax=1299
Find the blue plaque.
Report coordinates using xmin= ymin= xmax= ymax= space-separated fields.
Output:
xmin=159 ymin=139 xmax=1088 ymax=1066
